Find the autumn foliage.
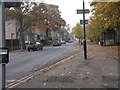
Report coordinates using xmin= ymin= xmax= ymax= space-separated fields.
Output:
xmin=5 ymin=2 xmax=66 ymax=49
xmin=86 ymin=2 xmax=120 ymax=42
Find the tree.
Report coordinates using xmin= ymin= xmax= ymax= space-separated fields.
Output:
xmin=6 ymin=2 xmax=66 ymax=47
xmin=31 ymin=3 xmax=66 ymax=42
xmin=87 ymin=2 xmax=120 ymax=42
xmin=5 ymin=2 xmax=37 ymax=49
xmin=72 ymin=23 xmax=83 ymax=43
xmin=91 ymin=2 xmax=120 ymax=30
xmin=86 ymin=16 xmax=103 ymax=42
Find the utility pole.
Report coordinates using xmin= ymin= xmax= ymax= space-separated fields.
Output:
xmin=0 ymin=1 xmax=6 ymax=90
xmin=83 ymin=0 xmax=87 ymax=59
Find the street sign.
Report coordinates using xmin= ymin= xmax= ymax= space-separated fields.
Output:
xmin=0 ymin=48 xmax=9 ymax=64
xmin=80 ymin=20 xmax=89 ymax=24
xmin=11 ymin=33 xmax=14 ymax=35
xmin=77 ymin=9 xmax=90 ymax=14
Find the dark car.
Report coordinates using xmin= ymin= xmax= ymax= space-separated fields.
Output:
xmin=68 ymin=40 xmax=73 ymax=43
xmin=28 ymin=42 xmax=43 ymax=51
xmin=53 ymin=40 xmax=61 ymax=46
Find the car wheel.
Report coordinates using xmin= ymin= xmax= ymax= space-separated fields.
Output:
xmin=37 ymin=48 xmax=39 ymax=51
xmin=36 ymin=48 xmax=38 ymax=51
xmin=41 ymin=48 xmax=43 ymax=50
xmin=34 ymin=48 xmax=37 ymax=51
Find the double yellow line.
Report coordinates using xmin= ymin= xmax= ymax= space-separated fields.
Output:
xmin=6 ymin=51 xmax=83 ymax=89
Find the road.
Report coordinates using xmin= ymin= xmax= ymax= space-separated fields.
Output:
xmin=6 ymin=43 xmax=82 ymax=84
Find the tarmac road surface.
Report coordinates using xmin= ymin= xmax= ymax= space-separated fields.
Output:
xmin=6 ymin=43 xmax=82 ymax=84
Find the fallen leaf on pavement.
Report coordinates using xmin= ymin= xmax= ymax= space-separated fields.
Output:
xmin=86 ymin=72 xmax=90 ymax=74
xmin=103 ymin=83 xmax=107 ymax=86
xmin=90 ymin=82 xmax=93 ymax=85
xmin=80 ymin=74 xmax=82 ymax=76
xmin=43 ymin=83 xmax=47 ymax=86
xmin=98 ymin=82 xmax=107 ymax=86
xmin=59 ymin=84 xmax=62 ymax=87
xmin=109 ymin=73 xmax=113 ymax=75
xmin=82 ymin=76 xmax=91 ymax=80
xmin=69 ymin=72 xmax=71 ymax=74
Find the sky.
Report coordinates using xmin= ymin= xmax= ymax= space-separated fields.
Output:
xmin=34 ymin=0 xmax=93 ymax=29
xmin=44 ymin=0 xmax=92 ymax=28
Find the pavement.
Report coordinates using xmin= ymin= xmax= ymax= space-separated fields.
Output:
xmin=7 ymin=45 xmax=119 ymax=89
xmin=9 ymin=49 xmax=27 ymax=54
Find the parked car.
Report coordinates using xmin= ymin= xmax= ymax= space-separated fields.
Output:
xmin=68 ymin=40 xmax=73 ymax=43
xmin=61 ymin=40 xmax=66 ymax=44
xmin=27 ymin=42 xmax=44 ymax=51
xmin=53 ymin=40 xmax=61 ymax=46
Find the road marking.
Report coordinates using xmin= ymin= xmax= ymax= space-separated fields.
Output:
xmin=6 ymin=80 xmax=16 ymax=83
xmin=6 ymin=51 xmax=82 ymax=89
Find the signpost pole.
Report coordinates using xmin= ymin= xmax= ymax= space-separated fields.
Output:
xmin=0 ymin=1 xmax=21 ymax=90
xmin=0 ymin=1 xmax=6 ymax=90
xmin=0 ymin=1 xmax=2 ymax=89
xmin=83 ymin=0 xmax=87 ymax=59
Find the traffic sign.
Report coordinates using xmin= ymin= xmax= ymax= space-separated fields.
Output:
xmin=0 ymin=48 xmax=9 ymax=64
xmin=77 ymin=9 xmax=90 ymax=14
xmin=80 ymin=20 xmax=89 ymax=24
xmin=11 ymin=33 xmax=14 ymax=35
xmin=5 ymin=2 xmax=21 ymax=8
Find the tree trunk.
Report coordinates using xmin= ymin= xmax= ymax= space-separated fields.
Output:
xmin=46 ymin=29 xmax=49 ymax=44
xmin=79 ymin=39 xmax=80 ymax=43
xmin=30 ymin=30 xmax=34 ymax=43
xmin=20 ymin=30 xmax=25 ymax=50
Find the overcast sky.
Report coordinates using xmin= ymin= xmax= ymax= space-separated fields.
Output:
xmin=44 ymin=0 xmax=92 ymax=28
xmin=34 ymin=0 xmax=92 ymax=28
